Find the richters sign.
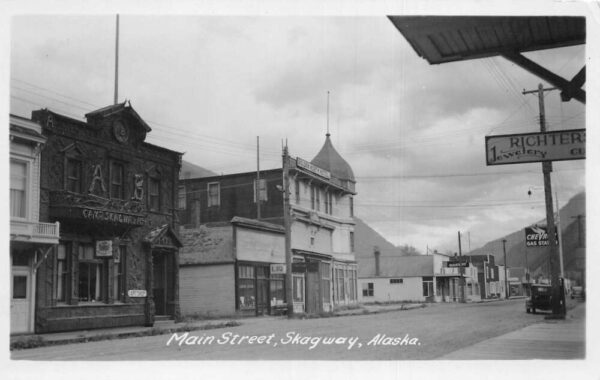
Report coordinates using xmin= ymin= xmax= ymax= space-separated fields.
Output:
xmin=486 ymin=129 xmax=585 ymax=165
xmin=525 ymin=226 xmax=559 ymax=247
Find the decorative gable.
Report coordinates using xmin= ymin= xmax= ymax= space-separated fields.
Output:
xmin=144 ymin=224 xmax=183 ymax=248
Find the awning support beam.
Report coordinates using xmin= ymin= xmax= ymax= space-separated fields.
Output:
xmin=501 ymin=52 xmax=586 ymax=104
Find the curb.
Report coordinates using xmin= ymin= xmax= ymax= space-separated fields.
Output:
xmin=10 ymin=320 xmax=241 ymax=351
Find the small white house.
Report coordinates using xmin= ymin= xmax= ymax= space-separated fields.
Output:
xmin=358 ymin=250 xmax=481 ymax=303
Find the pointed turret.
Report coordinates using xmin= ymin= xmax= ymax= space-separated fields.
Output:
xmin=311 ymin=133 xmax=355 ymax=183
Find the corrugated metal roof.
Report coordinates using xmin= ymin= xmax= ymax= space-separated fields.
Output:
xmin=388 ymin=16 xmax=585 ymax=65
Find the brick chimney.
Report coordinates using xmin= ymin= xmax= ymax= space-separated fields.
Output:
xmin=374 ymin=246 xmax=381 ymax=277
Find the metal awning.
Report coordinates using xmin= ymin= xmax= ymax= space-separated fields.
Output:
xmin=388 ymin=16 xmax=586 ymax=103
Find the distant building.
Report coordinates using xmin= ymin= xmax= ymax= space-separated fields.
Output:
xmin=179 ymin=133 xmax=357 ymax=315
xmin=465 ymin=255 xmax=506 ymax=299
xmin=357 ymin=250 xmax=480 ymax=303
xmin=10 ymin=115 xmax=60 ymax=334
xmin=31 ymin=103 xmax=182 ymax=333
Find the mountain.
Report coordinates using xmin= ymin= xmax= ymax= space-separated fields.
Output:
xmin=354 ymin=217 xmax=409 ymax=259
xmin=180 ymin=160 xmax=217 ymax=179
xmin=468 ymin=191 xmax=585 ymax=281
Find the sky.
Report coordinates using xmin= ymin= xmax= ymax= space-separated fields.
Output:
xmin=4 ymin=2 xmax=595 ymax=256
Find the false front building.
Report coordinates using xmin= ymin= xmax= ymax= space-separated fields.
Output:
xmin=179 ymin=133 xmax=357 ymax=316
xmin=31 ymin=102 xmax=182 ymax=333
xmin=10 ymin=115 xmax=60 ymax=334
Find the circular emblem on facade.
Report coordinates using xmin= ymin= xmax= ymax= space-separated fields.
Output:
xmin=113 ymin=121 xmax=129 ymax=143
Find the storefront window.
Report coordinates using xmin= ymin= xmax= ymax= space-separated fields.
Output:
xmin=270 ymin=274 xmax=285 ymax=306
xmin=348 ymin=268 xmax=356 ymax=301
xmin=78 ymin=244 xmax=104 ymax=302
xmin=238 ymin=265 xmax=255 ymax=310
xmin=293 ymin=274 xmax=304 ymax=302
xmin=321 ymin=262 xmax=331 ymax=303
xmin=56 ymin=244 xmax=68 ymax=302
xmin=113 ymin=246 xmax=126 ymax=302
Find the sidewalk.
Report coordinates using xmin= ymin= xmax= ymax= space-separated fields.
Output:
xmin=10 ymin=303 xmax=424 ymax=349
xmin=10 ymin=317 xmax=245 ymax=349
xmin=439 ymin=302 xmax=586 ymax=359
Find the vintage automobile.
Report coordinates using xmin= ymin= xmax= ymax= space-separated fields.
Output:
xmin=526 ymin=284 xmax=553 ymax=314
xmin=571 ymin=285 xmax=585 ymax=300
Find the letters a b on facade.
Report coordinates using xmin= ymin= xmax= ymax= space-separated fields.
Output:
xmin=32 ymin=103 xmax=182 ymax=333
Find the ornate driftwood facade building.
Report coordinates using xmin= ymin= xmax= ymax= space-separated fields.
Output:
xmin=31 ymin=102 xmax=182 ymax=333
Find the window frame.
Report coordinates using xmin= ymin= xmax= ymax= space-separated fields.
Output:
xmin=362 ymin=282 xmax=374 ymax=297
xmin=148 ymin=177 xmax=161 ymax=212
xmin=207 ymin=182 xmax=220 ymax=208
xmin=77 ymin=243 xmax=105 ymax=303
xmin=110 ymin=161 xmax=125 ymax=200
xmin=10 ymin=158 xmax=29 ymax=220
xmin=65 ymin=157 xmax=83 ymax=193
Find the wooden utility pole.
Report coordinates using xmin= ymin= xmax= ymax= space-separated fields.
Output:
xmin=256 ymin=136 xmax=261 ymax=219
xmin=522 ymin=83 xmax=564 ymax=318
xmin=502 ymin=239 xmax=509 ymax=299
xmin=458 ymin=231 xmax=465 ymax=302
xmin=282 ymin=144 xmax=293 ymax=318
xmin=114 ymin=14 xmax=119 ymax=105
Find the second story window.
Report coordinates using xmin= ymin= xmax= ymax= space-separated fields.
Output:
xmin=324 ymin=192 xmax=333 ymax=215
xmin=148 ymin=178 xmax=160 ymax=211
xmin=10 ymin=160 xmax=27 ymax=218
xmin=66 ymin=158 xmax=82 ymax=193
xmin=294 ymin=179 xmax=300 ymax=204
xmin=310 ymin=185 xmax=315 ymax=210
xmin=350 ymin=231 xmax=355 ymax=252
xmin=315 ymin=187 xmax=320 ymax=211
xmin=110 ymin=162 xmax=125 ymax=199
xmin=208 ymin=182 xmax=220 ymax=207
xmin=349 ymin=196 xmax=354 ymax=218
xmin=178 ymin=185 xmax=186 ymax=210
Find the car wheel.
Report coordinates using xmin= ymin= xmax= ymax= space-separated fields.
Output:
xmin=526 ymin=308 xmax=530 ymax=313
xmin=532 ymin=308 xmax=536 ymax=314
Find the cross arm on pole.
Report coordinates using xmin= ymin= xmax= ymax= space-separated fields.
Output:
xmin=502 ymin=52 xmax=586 ymax=104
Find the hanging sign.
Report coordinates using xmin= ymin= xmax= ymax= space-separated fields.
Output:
xmin=128 ymin=289 xmax=147 ymax=298
xmin=525 ymin=226 xmax=559 ymax=247
xmin=96 ymin=240 xmax=113 ymax=257
xmin=485 ymin=129 xmax=585 ymax=165
xmin=270 ymin=263 xmax=286 ymax=274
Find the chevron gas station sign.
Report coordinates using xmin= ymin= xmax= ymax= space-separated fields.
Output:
xmin=525 ymin=226 xmax=559 ymax=247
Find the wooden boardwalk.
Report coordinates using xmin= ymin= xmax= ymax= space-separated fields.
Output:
xmin=440 ymin=303 xmax=585 ymax=360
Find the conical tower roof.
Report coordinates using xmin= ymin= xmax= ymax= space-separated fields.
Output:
xmin=311 ymin=133 xmax=355 ymax=182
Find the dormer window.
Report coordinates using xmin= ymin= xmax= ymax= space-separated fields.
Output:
xmin=66 ymin=158 xmax=82 ymax=193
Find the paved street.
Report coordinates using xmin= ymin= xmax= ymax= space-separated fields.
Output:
xmin=11 ymin=298 xmax=585 ymax=360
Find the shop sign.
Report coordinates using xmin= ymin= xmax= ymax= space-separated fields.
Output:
xmin=292 ymin=262 xmax=319 ymax=273
xmin=525 ymin=226 xmax=559 ymax=247
xmin=82 ymin=208 xmax=147 ymax=226
xmin=270 ymin=263 xmax=286 ymax=274
xmin=446 ymin=261 xmax=469 ymax=268
xmin=485 ymin=129 xmax=585 ymax=165
xmin=128 ymin=289 xmax=147 ymax=298
xmin=96 ymin=240 xmax=113 ymax=257
xmin=296 ymin=157 xmax=331 ymax=179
